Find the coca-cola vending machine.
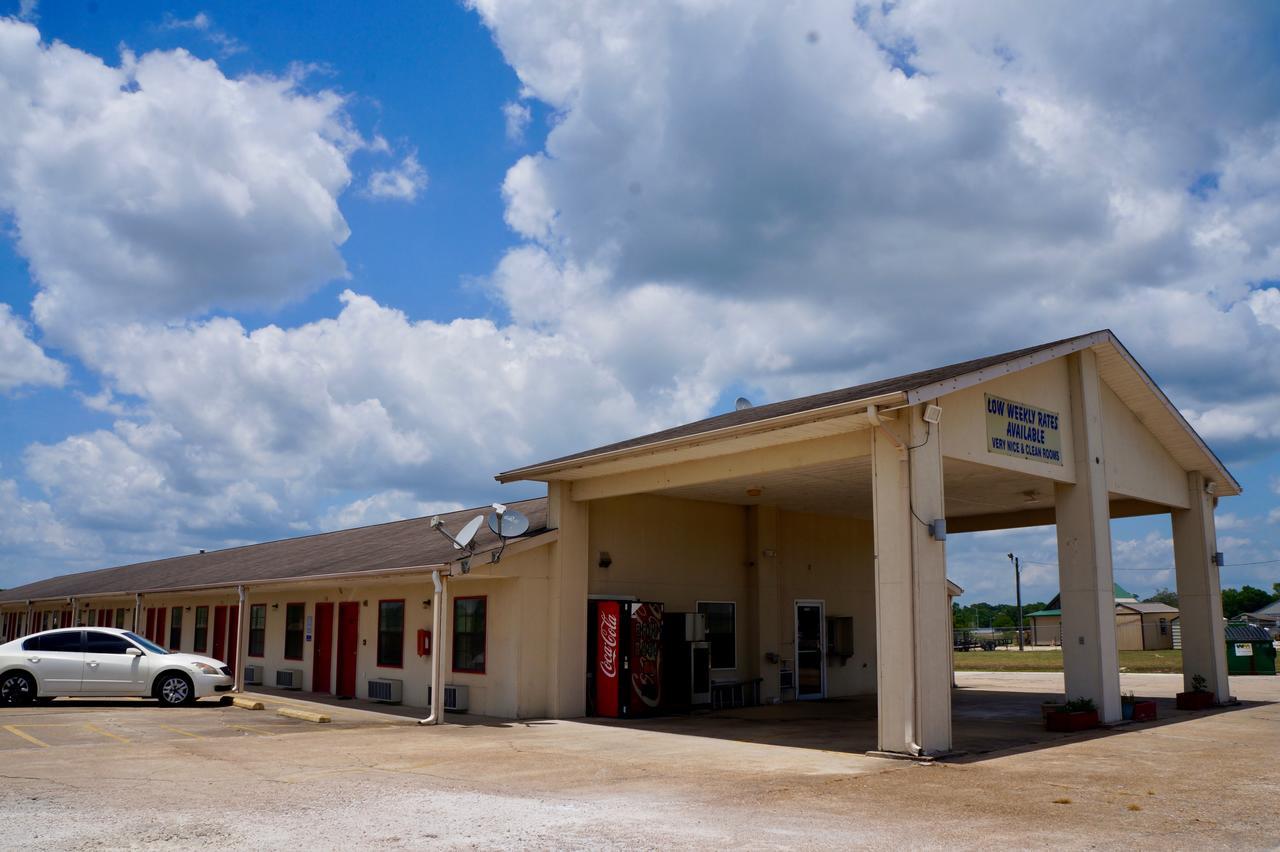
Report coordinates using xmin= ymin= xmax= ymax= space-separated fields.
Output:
xmin=588 ymin=599 xmax=663 ymax=717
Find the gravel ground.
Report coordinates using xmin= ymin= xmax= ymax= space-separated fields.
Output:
xmin=1 ymin=672 xmax=1277 ymax=850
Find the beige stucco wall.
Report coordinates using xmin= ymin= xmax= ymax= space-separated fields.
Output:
xmin=1100 ymin=381 xmax=1189 ymax=508
xmin=585 ymin=493 xmax=878 ymax=698
xmin=0 ymin=545 xmax=553 ymax=719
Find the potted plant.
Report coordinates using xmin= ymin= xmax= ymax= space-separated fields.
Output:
xmin=1122 ymin=690 xmax=1158 ymax=722
xmin=1176 ymin=674 xmax=1215 ymax=711
xmin=1041 ymin=699 xmax=1067 ymax=722
xmin=1046 ymin=697 xmax=1100 ymax=732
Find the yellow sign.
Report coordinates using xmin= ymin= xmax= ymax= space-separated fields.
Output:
xmin=985 ymin=394 xmax=1062 ymax=465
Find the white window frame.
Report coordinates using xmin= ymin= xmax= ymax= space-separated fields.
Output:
xmin=696 ymin=600 xmax=737 ymax=671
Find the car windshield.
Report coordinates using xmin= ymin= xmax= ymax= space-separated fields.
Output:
xmin=123 ymin=631 xmax=169 ymax=655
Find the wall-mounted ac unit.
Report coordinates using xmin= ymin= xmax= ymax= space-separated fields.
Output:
xmin=243 ymin=665 xmax=263 ymax=686
xmin=428 ymin=683 xmax=469 ymax=712
xmin=368 ymin=677 xmax=403 ymax=704
xmin=275 ymin=668 xmax=303 ymax=690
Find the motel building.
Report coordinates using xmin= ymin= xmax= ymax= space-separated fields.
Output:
xmin=0 ymin=330 xmax=1239 ymax=757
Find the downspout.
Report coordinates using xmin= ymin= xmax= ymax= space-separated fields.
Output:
xmin=25 ymin=602 xmax=32 ymax=637
xmin=69 ymin=597 xmax=77 ymax=627
xmin=134 ymin=594 xmax=142 ymax=634
xmin=418 ymin=569 xmax=448 ymax=725
xmin=234 ymin=585 xmax=247 ymax=693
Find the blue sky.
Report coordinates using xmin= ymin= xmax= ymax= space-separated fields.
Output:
xmin=0 ymin=0 xmax=1278 ymax=605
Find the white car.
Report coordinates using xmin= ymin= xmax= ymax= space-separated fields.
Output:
xmin=0 ymin=627 xmax=234 ymax=707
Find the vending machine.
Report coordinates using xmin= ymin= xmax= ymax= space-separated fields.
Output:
xmin=588 ymin=599 xmax=664 ymax=717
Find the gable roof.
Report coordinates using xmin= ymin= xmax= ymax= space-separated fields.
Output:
xmin=0 ymin=498 xmax=549 ymax=605
xmin=497 ymin=330 xmax=1240 ymax=496
xmin=1117 ymin=602 xmax=1178 ymax=614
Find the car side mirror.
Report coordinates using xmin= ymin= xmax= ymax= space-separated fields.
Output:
xmin=125 ymin=647 xmax=142 ymax=656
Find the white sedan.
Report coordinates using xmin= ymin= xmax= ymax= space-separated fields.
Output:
xmin=0 ymin=627 xmax=234 ymax=706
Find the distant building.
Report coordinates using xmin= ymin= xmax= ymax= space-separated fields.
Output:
xmin=1027 ymin=584 xmax=1178 ymax=650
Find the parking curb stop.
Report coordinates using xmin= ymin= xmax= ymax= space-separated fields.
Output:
xmin=232 ymin=697 xmax=265 ymax=711
xmin=277 ymin=706 xmax=331 ymax=723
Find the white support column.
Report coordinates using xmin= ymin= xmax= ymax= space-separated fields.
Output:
xmin=1172 ymin=472 xmax=1229 ymax=703
xmin=1054 ymin=350 xmax=1122 ymax=723
xmin=748 ymin=505 xmax=781 ymax=703
xmin=872 ymin=404 xmax=951 ymax=755
xmin=548 ymin=481 xmax=589 ymax=718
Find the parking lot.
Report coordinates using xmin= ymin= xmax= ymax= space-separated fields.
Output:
xmin=0 ymin=696 xmax=407 ymax=752
xmin=2 ymin=673 xmax=1278 ymax=850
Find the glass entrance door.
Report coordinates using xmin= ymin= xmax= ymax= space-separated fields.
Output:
xmin=795 ymin=601 xmax=825 ymax=699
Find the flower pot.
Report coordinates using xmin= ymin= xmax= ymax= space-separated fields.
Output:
xmin=1176 ymin=691 xmax=1214 ymax=711
xmin=1131 ymin=700 xmax=1157 ymax=722
xmin=1046 ymin=709 xmax=1099 ymax=732
xmin=1041 ymin=701 xmax=1066 ymax=722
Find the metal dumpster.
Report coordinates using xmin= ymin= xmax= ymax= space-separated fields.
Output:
xmin=1225 ymin=623 xmax=1277 ymax=676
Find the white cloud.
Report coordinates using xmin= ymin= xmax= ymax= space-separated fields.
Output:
xmin=0 ymin=19 xmax=357 ymax=330
xmin=364 ymin=151 xmax=428 ymax=202
xmin=17 ymin=0 xmax=37 ymax=22
xmin=469 ymin=0 xmax=1280 ymax=460
xmin=502 ymin=100 xmax=531 ymax=142
xmin=1268 ymin=507 xmax=1280 ymax=524
xmin=158 ymin=11 xmax=245 ymax=57
xmin=0 ymin=303 xmax=66 ymax=392
xmin=0 ymin=477 xmax=101 ymax=586
xmin=317 ymin=491 xmax=464 ymax=532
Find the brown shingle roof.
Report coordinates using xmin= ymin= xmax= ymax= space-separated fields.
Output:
xmin=0 ymin=498 xmax=548 ymax=604
xmin=498 ymin=331 xmax=1107 ymax=480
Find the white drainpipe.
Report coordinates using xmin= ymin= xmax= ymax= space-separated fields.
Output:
xmin=134 ymin=594 xmax=142 ymax=634
xmin=419 ymin=569 xmax=448 ymax=725
xmin=234 ymin=585 xmax=247 ymax=692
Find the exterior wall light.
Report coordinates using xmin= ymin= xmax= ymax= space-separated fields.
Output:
xmin=598 ymin=551 xmax=612 ymax=569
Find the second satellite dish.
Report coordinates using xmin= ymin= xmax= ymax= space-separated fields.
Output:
xmin=488 ymin=508 xmax=530 ymax=538
xmin=454 ymin=515 xmax=485 ymax=550
xmin=735 ymin=397 xmax=753 ymax=411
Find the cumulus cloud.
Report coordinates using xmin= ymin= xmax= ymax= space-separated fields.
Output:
xmin=0 ymin=19 xmax=358 ymax=331
xmin=317 ymin=490 xmax=465 ymax=532
xmin=18 ymin=291 xmax=645 ymax=562
xmin=470 ymin=0 xmax=1280 ymax=459
xmin=364 ymin=151 xmax=428 ymax=202
xmin=0 ymin=303 xmax=66 ymax=393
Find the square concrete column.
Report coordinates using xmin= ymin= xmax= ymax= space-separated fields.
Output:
xmin=1171 ymin=471 xmax=1229 ymax=702
xmin=548 ymin=481 xmax=589 ymax=718
xmin=748 ymin=505 xmax=781 ymax=703
xmin=1053 ymin=350 xmax=1122 ymax=723
xmin=871 ymin=404 xmax=951 ymax=755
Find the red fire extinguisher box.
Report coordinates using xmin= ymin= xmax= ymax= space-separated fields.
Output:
xmin=588 ymin=599 xmax=664 ymax=717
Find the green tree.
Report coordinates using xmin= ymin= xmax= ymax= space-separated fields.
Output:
xmin=1144 ymin=587 xmax=1178 ymax=606
xmin=1221 ymin=585 xmax=1277 ymax=617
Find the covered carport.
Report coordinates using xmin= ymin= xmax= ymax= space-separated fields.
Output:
xmin=497 ymin=330 xmax=1240 ymax=757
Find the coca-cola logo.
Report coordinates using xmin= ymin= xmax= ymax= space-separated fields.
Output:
xmin=599 ymin=610 xmax=619 ymax=679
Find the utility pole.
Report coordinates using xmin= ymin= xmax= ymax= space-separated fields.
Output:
xmin=1007 ymin=553 xmax=1024 ymax=650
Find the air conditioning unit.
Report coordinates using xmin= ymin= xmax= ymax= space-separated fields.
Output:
xmin=428 ymin=683 xmax=469 ymax=712
xmin=243 ymin=665 xmax=263 ymax=686
xmin=275 ymin=668 xmax=303 ymax=690
xmin=368 ymin=677 xmax=403 ymax=704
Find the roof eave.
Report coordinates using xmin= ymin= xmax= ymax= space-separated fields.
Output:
xmin=495 ymin=390 xmax=909 ymax=483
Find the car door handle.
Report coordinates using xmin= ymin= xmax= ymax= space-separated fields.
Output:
xmin=87 ymin=661 xmax=100 ymax=668
xmin=27 ymin=657 xmax=40 ymax=663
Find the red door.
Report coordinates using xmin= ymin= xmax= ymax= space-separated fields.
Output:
xmin=155 ymin=608 xmax=167 ymax=648
xmin=313 ymin=602 xmax=335 ymax=694
xmin=336 ymin=602 xmax=359 ymax=698
xmin=212 ymin=605 xmax=227 ymax=662
xmin=226 ymin=605 xmax=239 ymax=676
xmin=145 ymin=608 xmax=157 ymax=642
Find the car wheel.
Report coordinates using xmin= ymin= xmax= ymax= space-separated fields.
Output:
xmin=0 ymin=672 xmax=36 ymax=706
xmin=155 ymin=672 xmax=195 ymax=707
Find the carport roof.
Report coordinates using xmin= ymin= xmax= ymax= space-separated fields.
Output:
xmin=496 ymin=330 xmax=1241 ymax=497
xmin=0 ymin=498 xmax=549 ymax=605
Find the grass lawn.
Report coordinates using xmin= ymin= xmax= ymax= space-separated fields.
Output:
xmin=953 ymin=648 xmax=1182 ymax=673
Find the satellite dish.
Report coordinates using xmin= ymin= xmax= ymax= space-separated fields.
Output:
xmin=488 ymin=508 xmax=530 ymax=538
xmin=454 ymin=515 xmax=485 ymax=550
xmin=735 ymin=397 xmax=753 ymax=411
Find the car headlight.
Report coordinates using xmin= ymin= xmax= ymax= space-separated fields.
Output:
xmin=189 ymin=662 xmax=220 ymax=675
